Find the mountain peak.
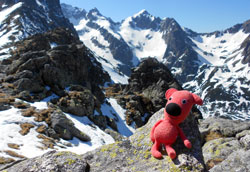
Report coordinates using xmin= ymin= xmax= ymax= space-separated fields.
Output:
xmin=87 ymin=7 xmax=103 ymax=20
xmin=133 ymin=9 xmax=151 ymax=18
xmin=89 ymin=7 xmax=101 ymax=15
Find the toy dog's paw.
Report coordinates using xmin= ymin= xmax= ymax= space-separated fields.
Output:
xmin=168 ymin=151 xmax=176 ymax=159
xmin=184 ymin=140 xmax=192 ymax=149
xmin=151 ymin=150 xmax=162 ymax=159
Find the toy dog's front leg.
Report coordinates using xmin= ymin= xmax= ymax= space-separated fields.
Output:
xmin=177 ymin=126 xmax=192 ymax=149
xmin=150 ymin=119 xmax=163 ymax=143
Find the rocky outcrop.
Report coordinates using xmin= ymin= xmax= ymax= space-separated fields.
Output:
xmin=1 ymin=28 xmax=110 ymax=103
xmin=106 ymin=58 xmax=198 ymax=128
xmin=57 ymin=88 xmax=96 ymax=117
xmin=3 ymin=113 xmax=250 ymax=171
xmin=199 ymin=117 xmax=250 ymax=171
xmin=82 ymin=108 xmax=205 ymax=172
xmin=0 ymin=28 xmax=115 ymax=151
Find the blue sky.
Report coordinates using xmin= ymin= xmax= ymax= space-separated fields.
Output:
xmin=60 ymin=0 xmax=250 ymax=33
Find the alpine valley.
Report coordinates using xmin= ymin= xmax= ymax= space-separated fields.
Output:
xmin=0 ymin=0 xmax=250 ymax=171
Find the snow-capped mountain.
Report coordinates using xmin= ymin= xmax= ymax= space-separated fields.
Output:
xmin=0 ymin=0 xmax=76 ymax=60
xmin=61 ymin=4 xmax=250 ymax=120
xmin=184 ymin=22 xmax=250 ymax=120
xmin=61 ymin=4 xmax=200 ymax=84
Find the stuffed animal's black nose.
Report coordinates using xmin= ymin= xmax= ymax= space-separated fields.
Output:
xmin=165 ymin=103 xmax=181 ymax=116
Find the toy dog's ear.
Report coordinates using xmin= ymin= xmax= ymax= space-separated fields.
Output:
xmin=192 ymin=93 xmax=203 ymax=105
xmin=165 ymin=88 xmax=178 ymax=99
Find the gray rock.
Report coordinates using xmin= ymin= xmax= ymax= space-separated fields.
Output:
xmin=202 ymin=137 xmax=241 ymax=169
xmin=50 ymin=111 xmax=91 ymax=142
xmin=236 ymin=130 xmax=250 ymax=150
xmin=58 ymin=89 xmax=95 ymax=117
xmin=82 ymin=108 xmax=205 ymax=172
xmin=210 ymin=149 xmax=250 ymax=172
xmin=104 ymin=128 xmax=124 ymax=141
xmin=199 ymin=117 xmax=250 ymax=170
xmin=14 ymin=78 xmax=44 ymax=93
xmin=199 ymin=117 xmax=250 ymax=144
xmin=3 ymin=150 xmax=89 ymax=172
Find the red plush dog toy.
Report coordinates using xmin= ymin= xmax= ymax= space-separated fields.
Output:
xmin=150 ymin=88 xmax=203 ymax=159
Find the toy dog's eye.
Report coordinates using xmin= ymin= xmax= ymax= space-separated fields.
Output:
xmin=182 ymin=99 xmax=187 ymax=104
xmin=169 ymin=97 xmax=173 ymax=101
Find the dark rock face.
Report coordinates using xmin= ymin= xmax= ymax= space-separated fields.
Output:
xmin=60 ymin=3 xmax=87 ymax=22
xmin=82 ymin=108 xmax=205 ymax=172
xmin=199 ymin=117 xmax=250 ymax=170
xmin=160 ymin=18 xmax=200 ymax=83
xmin=3 ymin=150 xmax=90 ymax=172
xmin=241 ymin=35 xmax=250 ymax=65
xmin=106 ymin=58 xmax=183 ymax=128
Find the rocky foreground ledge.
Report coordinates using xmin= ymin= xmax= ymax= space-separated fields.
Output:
xmin=2 ymin=110 xmax=250 ymax=172
xmin=2 ymin=109 xmax=204 ymax=172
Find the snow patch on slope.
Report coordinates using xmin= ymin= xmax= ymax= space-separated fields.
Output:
xmin=0 ymin=94 xmax=135 ymax=159
xmin=119 ymin=17 xmax=167 ymax=62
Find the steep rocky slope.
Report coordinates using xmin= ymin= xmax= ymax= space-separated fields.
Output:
xmin=0 ymin=28 xmax=120 ymax=167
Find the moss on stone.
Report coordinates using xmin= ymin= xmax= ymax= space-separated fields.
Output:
xmin=110 ymin=152 xmax=117 ymax=158
xmin=65 ymin=158 xmax=76 ymax=165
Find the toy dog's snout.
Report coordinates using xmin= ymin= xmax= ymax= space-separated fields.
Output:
xmin=165 ymin=103 xmax=181 ymax=116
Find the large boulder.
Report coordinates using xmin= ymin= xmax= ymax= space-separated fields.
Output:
xmin=50 ymin=110 xmax=91 ymax=142
xmin=82 ymin=108 xmax=205 ymax=172
xmin=209 ymin=149 xmax=250 ymax=172
xmin=57 ymin=88 xmax=95 ymax=117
